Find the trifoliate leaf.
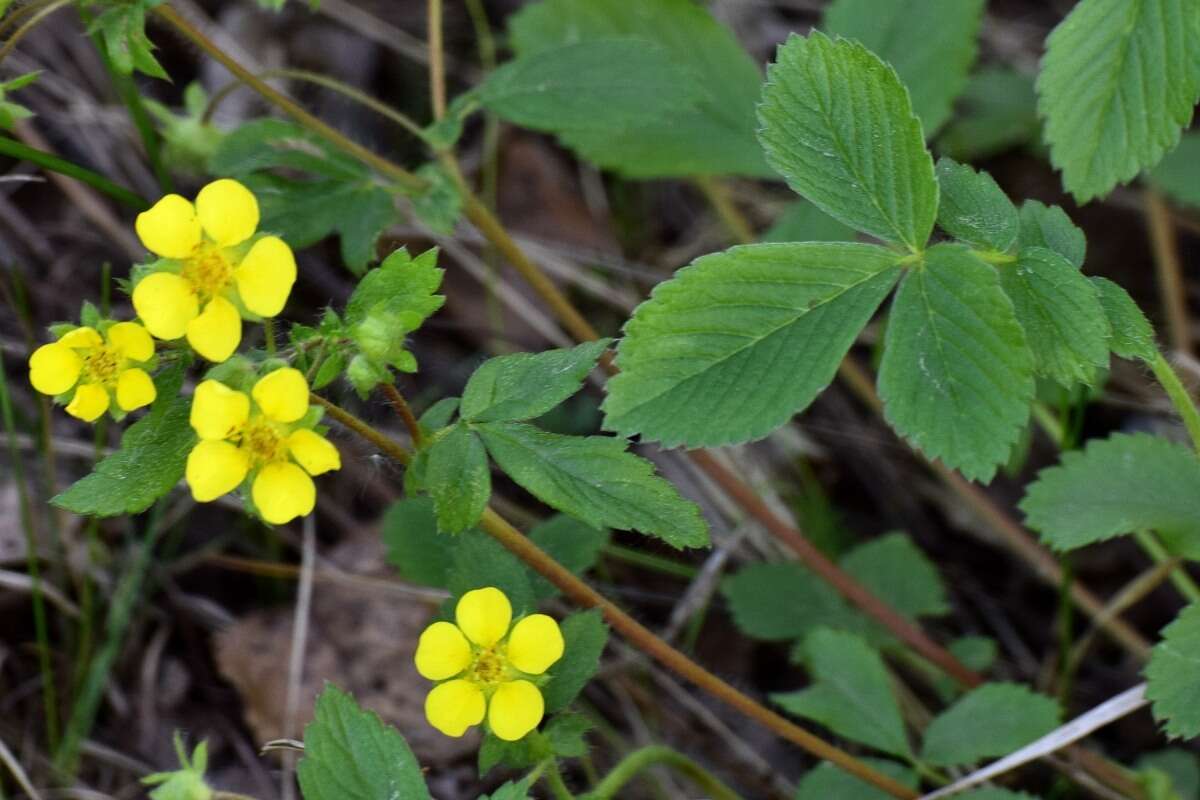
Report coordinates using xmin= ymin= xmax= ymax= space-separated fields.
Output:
xmin=758 ymin=31 xmax=938 ymax=250
xmin=1147 ymin=603 xmax=1200 ymax=738
xmin=823 ymin=0 xmax=985 ymax=134
xmin=1092 ymin=277 xmax=1157 ymax=363
xmin=934 ymin=158 xmax=1019 ymax=252
xmin=878 ymin=244 xmax=1034 ymax=482
xmin=1037 ymin=0 xmax=1200 ymax=202
xmin=921 ymin=682 xmax=1060 ymax=766
xmin=461 ymin=340 xmax=610 ymax=423
xmin=762 ymin=201 xmax=856 ymax=243
xmin=796 ymin=759 xmax=917 ymax=800
xmin=773 ymin=629 xmax=911 ymax=758
xmin=1020 ymin=433 xmax=1200 ymax=552
xmin=426 ymin=423 xmax=490 ymax=534
xmin=840 ymin=532 xmax=949 ymax=619
xmin=297 ymin=684 xmax=432 ymax=800
xmin=1149 ymin=132 xmax=1200 ymax=209
xmin=938 ymin=68 xmax=1040 ymax=162
xmin=475 ymin=422 xmax=708 ymax=549
xmin=603 ymin=243 xmax=901 ymax=448
xmin=998 ymin=247 xmax=1110 ymax=387
xmin=541 ymin=609 xmax=608 ymax=713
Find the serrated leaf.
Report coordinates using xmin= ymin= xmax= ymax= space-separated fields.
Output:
xmin=1020 ymin=433 xmax=1200 ymax=551
xmin=345 ymin=247 xmax=445 ymax=326
xmin=542 ymin=610 xmax=608 ymax=713
xmin=762 ymin=201 xmax=856 ymax=243
xmin=758 ymin=31 xmax=938 ymax=250
xmin=409 ymin=162 xmax=462 ymax=235
xmin=475 ymin=422 xmax=708 ymax=549
xmin=773 ymin=629 xmax=911 ymax=757
xmin=52 ymin=367 xmax=195 ymax=517
xmin=1093 ymin=277 xmax=1157 ymax=362
xmin=998 ymin=247 xmax=1111 ymax=386
xmin=210 ymin=118 xmax=364 ymax=180
xmin=478 ymin=777 xmax=535 ymax=800
xmin=426 ymin=424 xmax=490 ymax=534
xmin=461 ymin=340 xmax=610 ymax=423
xmin=297 ymin=684 xmax=431 ymax=800
xmin=604 ymin=243 xmax=901 ymax=447
xmin=840 ymin=532 xmax=948 ymax=619
xmin=938 ymin=68 xmax=1040 ymax=162
xmin=824 ymin=0 xmax=985 ymax=134
xmin=543 ymin=713 xmax=591 ymax=758
xmin=878 ymin=244 xmax=1034 ymax=482
xmin=796 ymin=759 xmax=918 ymax=800
xmin=1017 ymin=200 xmax=1086 ymax=268
xmin=934 ymin=158 xmax=1019 ymax=251
xmin=1147 ymin=604 xmax=1200 ymax=739
xmin=921 ymin=682 xmax=1060 ymax=766
xmin=381 ymin=498 xmax=457 ymax=586
xmin=528 ymin=515 xmax=608 ymax=601
xmin=446 ymin=535 xmax=536 ymax=616
xmin=1149 ymin=132 xmax=1200 ymax=208
xmin=722 ymin=562 xmax=874 ymax=643
xmin=1037 ymin=0 xmax=1200 ymax=202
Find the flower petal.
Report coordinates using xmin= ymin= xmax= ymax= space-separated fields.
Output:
xmin=415 ymin=621 xmax=473 ymax=681
xmin=186 ymin=296 xmax=241 ymax=363
xmin=186 ymin=440 xmax=250 ymax=502
xmin=133 ymin=272 xmax=200 ymax=341
xmin=287 ymin=429 xmax=341 ymax=475
xmin=251 ymin=367 xmax=309 ymax=423
xmin=234 ymin=236 xmax=296 ymax=317
xmin=28 ymin=343 xmax=82 ymax=396
xmin=115 ymin=368 xmax=157 ymax=412
xmin=136 ymin=194 xmax=201 ymax=258
xmin=195 ymin=178 xmax=259 ymax=247
xmin=65 ymin=383 xmax=110 ymax=422
xmin=252 ymin=461 xmax=315 ymax=524
xmin=425 ymin=679 xmax=486 ymax=738
xmin=190 ymin=380 xmax=250 ymax=440
xmin=456 ymin=587 xmax=512 ymax=647
xmin=106 ymin=322 xmax=155 ymax=362
xmin=58 ymin=326 xmax=103 ymax=350
xmin=488 ymin=680 xmax=544 ymax=741
xmin=506 ymin=614 xmax=565 ymax=676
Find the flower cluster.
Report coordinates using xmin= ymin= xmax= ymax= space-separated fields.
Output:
xmin=28 ymin=322 xmax=157 ymax=421
xmin=415 ymin=587 xmax=564 ymax=741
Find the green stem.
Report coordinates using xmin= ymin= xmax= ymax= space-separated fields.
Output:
xmin=1134 ymin=530 xmax=1200 ymax=603
xmin=542 ymin=760 xmax=576 ymax=800
xmin=582 ymin=746 xmax=743 ymax=800
xmin=0 ymin=136 xmax=147 ymax=209
xmin=1150 ymin=351 xmax=1200 ymax=453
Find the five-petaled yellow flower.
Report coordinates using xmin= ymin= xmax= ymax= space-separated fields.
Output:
xmin=185 ymin=367 xmax=340 ymax=524
xmin=28 ymin=322 xmax=157 ymax=422
xmin=132 ymin=178 xmax=296 ymax=363
xmin=416 ymin=587 xmax=564 ymax=741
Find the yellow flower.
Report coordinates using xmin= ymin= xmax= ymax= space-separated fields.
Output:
xmin=184 ymin=367 xmax=340 ymax=524
xmin=415 ymin=587 xmax=565 ymax=741
xmin=28 ymin=322 xmax=157 ymax=422
xmin=131 ymin=178 xmax=297 ymax=363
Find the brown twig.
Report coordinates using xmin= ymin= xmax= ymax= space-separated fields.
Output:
xmin=426 ymin=0 xmax=446 ymax=120
xmin=1145 ymin=189 xmax=1191 ymax=356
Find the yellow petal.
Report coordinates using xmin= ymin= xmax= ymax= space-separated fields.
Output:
xmin=195 ymin=178 xmax=259 ymax=247
xmin=135 ymin=194 xmax=201 ymax=258
xmin=106 ymin=322 xmax=154 ymax=362
xmin=506 ymin=614 xmax=565 ymax=676
xmin=488 ymin=680 xmax=544 ymax=742
xmin=456 ymin=587 xmax=512 ymax=647
xmin=190 ymin=380 xmax=250 ymax=440
xmin=287 ymin=429 xmax=341 ymax=475
xmin=28 ymin=343 xmax=82 ymax=395
xmin=186 ymin=296 xmax=241 ymax=363
xmin=425 ymin=679 xmax=486 ymax=738
xmin=58 ymin=326 xmax=103 ymax=350
xmin=186 ymin=439 xmax=250 ymax=502
xmin=133 ymin=272 xmax=200 ymax=341
xmin=65 ymin=383 xmax=110 ymax=422
xmin=234 ymin=236 xmax=296 ymax=317
xmin=251 ymin=367 xmax=309 ymax=423
xmin=252 ymin=461 xmax=315 ymax=524
xmin=115 ymin=368 xmax=157 ymax=412
xmin=415 ymin=621 xmax=473 ymax=681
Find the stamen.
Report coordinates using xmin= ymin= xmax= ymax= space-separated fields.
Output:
xmin=181 ymin=244 xmax=234 ymax=301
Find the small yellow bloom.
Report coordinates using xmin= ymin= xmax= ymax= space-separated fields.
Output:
xmin=415 ymin=587 xmax=565 ymax=741
xmin=28 ymin=322 xmax=157 ymax=422
xmin=131 ymin=178 xmax=297 ymax=363
xmin=184 ymin=367 xmax=340 ymax=524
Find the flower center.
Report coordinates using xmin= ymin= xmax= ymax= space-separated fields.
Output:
xmin=181 ymin=244 xmax=233 ymax=301
xmin=470 ymin=648 xmax=506 ymax=685
xmin=237 ymin=418 xmax=287 ymax=465
xmin=82 ymin=346 xmax=121 ymax=385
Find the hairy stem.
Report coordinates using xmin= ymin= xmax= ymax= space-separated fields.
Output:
xmin=582 ymin=745 xmax=743 ymax=800
xmin=379 ymin=383 xmax=423 ymax=447
xmin=1149 ymin=351 xmax=1200 ymax=454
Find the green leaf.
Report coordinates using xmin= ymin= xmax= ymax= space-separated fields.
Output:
xmin=475 ymin=422 xmax=708 ymax=549
xmin=796 ymin=759 xmax=917 ymax=800
xmin=541 ymin=610 xmax=608 ymax=713
xmin=419 ymin=397 xmax=461 ymax=433
xmin=1147 ymin=603 xmax=1200 ymax=739
xmin=773 ymin=629 xmax=911 ymax=757
xmin=381 ymin=498 xmax=456 ymax=587
xmin=1020 ymin=433 xmax=1200 ymax=551
xmin=1137 ymin=749 xmax=1200 ymax=799
xmin=408 ymin=162 xmax=463 ymax=235
xmin=604 ymin=243 xmax=902 ymax=447
xmin=345 ymin=247 xmax=445 ymax=326
xmin=1149 ymin=132 xmax=1200 ymax=208
xmin=722 ymin=562 xmax=872 ymax=643
xmin=1017 ymin=200 xmax=1086 ymax=268
xmin=934 ymin=158 xmax=1019 ymax=251
xmin=478 ymin=777 xmax=535 ymax=800
xmin=0 ymin=72 xmax=37 ymax=130
xmin=446 ymin=535 xmax=536 ymax=616
xmin=762 ymin=201 xmax=856 ymax=243
xmin=1093 ymin=277 xmax=1158 ymax=362
xmin=840 ymin=532 xmax=948 ymax=619
xmin=758 ymin=31 xmax=938 ymax=250
xmin=960 ymin=792 xmax=1040 ymax=800
xmin=921 ymin=682 xmax=1060 ymax=766
xmin=998 ymin=247 xmax=1111 ymax=387
xmin=878 ymin=244 xmax=1034 ymax=481
xmin=461 ymin=340 xmax=610 ymax=423
xmin=938 ymin=68 xmax=1040 ymax=162
xmin=823 ymin=0 xmax=985 ymax=134
xmin=528 ymin=515 xmax=609 ymax=600
xmin=93 ymin=2 xmax=168 ymax=80
xmin=211 ymin=118 xmax=364 ymax=180
xmin=543 ymin=713 xmax=591 ymax=758
xmin=1036 ymin=0 xmax=1200 ymax=202
xmin=297 ymin=684 xmax=431 ymax=800
xmin=426 ymin=424 xmax=491 ymax=534
xmin=52 ymin=367 xmax=196 ymax=517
